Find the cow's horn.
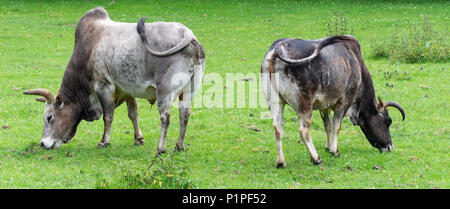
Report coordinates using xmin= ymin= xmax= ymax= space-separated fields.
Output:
xmin=35 ymin=97 xmax=46 ymax=103
xmin=384 ymin=101 xmax=405 ymax=121
xmin=23 ymin=89 xmax=55 ymax=104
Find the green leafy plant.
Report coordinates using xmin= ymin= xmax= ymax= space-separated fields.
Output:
xmin=383 ymin=70 xmax=411 ymax=81
xmin=326 ymin=10 xmax=354 ymax=36
xmin=110 ymin=151 xmax=195 ymax=189
xmin=370 ymin=16 xmax=449 ymax=63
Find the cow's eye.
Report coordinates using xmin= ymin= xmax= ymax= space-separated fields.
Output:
xmin=47 ymin=115 xmax=53 ymax=123
xmin=385 ymin=117 xmax=392 ymax=126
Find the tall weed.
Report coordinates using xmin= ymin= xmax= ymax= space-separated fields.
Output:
xmin=370 ymin=16 xmax=449 ymax=63
xmin=326 ymin=10 xmax=354 ymax=36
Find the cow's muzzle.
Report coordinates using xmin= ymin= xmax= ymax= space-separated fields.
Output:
xmin=40 ymin=137 xmax=63 ymax=149
xmin=379 ymin=144 xmax=394 ymax=152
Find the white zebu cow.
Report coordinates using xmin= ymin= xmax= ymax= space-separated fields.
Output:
xmin=24 ymin=7 xmax=206 ymax=155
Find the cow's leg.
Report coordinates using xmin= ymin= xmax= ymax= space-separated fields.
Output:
xmin=320 ymin=109 xmax=333 ymax=151
xmin=176 ymin=61 xmax=204 ymax=152
xmin=126 ymin=97 xmax=144 ymax=145
xmin=154 ymin=56 xmax=201 ymax=155
xmin=270 ymin=102 xmax=286 ymax=168
xmin=156 ymin=96 xmax=171 ymax=155
xmin=97 ymin=85 xmax=116 ymax=148
xmin=328 ymin=108 xmax=347 ymax=157
xmin=298 ymin=107 xmax=322 ymax=165
xmin=175 ymin=93 xmax=191 ymax=151
xmin=261 ymin=66 xmax=287 ymax=168
xmin=176 ymin=82 xmax=196 ymax=151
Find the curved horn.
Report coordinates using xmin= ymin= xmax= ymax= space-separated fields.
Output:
xmin=384 ymin=101 xmax=405 ymax=121
xmin=35 ymin=97 xmax=46 ymax=103
xmin=23 ymin=89 xmax=55 ymax=104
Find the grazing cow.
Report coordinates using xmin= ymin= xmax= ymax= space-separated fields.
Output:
xmin=261 ymin=35 xmax=405 ymax=168
xmin=23 ymin=7 xmax=205 ymax=155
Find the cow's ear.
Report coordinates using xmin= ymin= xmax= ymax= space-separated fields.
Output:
xmin=54 ymin=95 xmax=64 ymax=109
xmin=377 ymin=97 xmax=384 ymax=112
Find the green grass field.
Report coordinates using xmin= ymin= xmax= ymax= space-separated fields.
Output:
xmin=0 ymin=0 xmax=448 ymax=188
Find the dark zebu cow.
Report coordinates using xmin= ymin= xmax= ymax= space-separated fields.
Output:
xmin=24 ymin=8 xmax=205 ymax=154
xmin=261 ymin=35 xmax=405 ymax=167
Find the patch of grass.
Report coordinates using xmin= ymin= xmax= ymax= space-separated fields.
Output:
xmin=97 ymin=151 xmax=194 ymax=189
xmin=0 ymin=0 xmax=448 ymax=189
xmin=370 ymin=16 xmax=449 ymax=63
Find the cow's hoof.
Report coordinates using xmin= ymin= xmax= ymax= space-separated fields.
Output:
xmin=330 ymin=151 xmax=340 ymax=158
xmin=134 ymin=138 xmax=145 ymax=146
xmin=175 ymin=144 xmax=185 ymax=152
xmin=157 ymin=148 xmax=166 ymax=155
xmin=276 ymin=161 xmax=286 ymax=169
xmin=327 ymin=148 xmax=340 ymax=157
xmin=311 ymin=157 xmax=323 ymax=165
xmin=97 ymin=142 xmax=110 ymax=148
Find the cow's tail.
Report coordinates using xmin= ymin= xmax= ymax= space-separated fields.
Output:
xmin=137 ymin=17 xmax=194 ymax=56
xmin=274 ymin=35 xmax=357 ymax=64
xmin=188 ymin=38 xmax=206 ymax=93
